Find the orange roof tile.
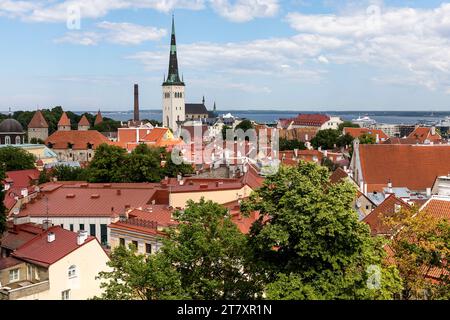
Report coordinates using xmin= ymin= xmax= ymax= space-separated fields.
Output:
xmin=78 ymin=115 xmax=90 ymax=126
xmin=408 ymin=127 xmax=441 ymax=144
xmin=363 ymin=194 xmax=411 ymax=235
xmin=420 ymin=197 xmax=450 ymax=221
xmin=12 ymin=226 xmax=96 ymax=267
xmin=57 ymin=112 xmax=71 ymax=127
xmin=94 ymin=111 xmax=103 ymax=126
xmin=344 ymin=127 xmax=389 ymax=141
xmin=28 ymin=110 xmax=48 ymax=128
xmin=358 ymin=144 xmax=450 ymax=191
xmin=45 ymin=130 xmax=110 ymax=150
xmin=329 ymin=167 xmax=349 ymax=184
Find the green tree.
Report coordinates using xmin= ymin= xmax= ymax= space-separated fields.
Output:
xmin=384 ymin=207 xmax=450 ymax=300
xmin=338 ymin=121 xmax=360 ymax=132
xmin=242 ymin=162 xmax=403 ymax=299
xmin=161 ymin=199 xmax=263 ymax=299
xmin=96 ymin=244 xmax=186 ymax=300
xmin=0 ymin=146 xmax=36 ymax=171
xmin=359 ymin=133 xmax=376 ymax=144
xmin=279 ymin=138 xmax=306 ymax=151
xmin=310 ymin=129 xmax=341 ymax=150
xmin=51 ymin=165 xmax=88 ymax=181
xmin=127 ymin=144 xmax=165 ymax=182
xmin=38 ymin=170 xmax=50 ymax=184
xmin=337 ymin=133 xmax=354 ymax=148
xmin=235 ymin=119 xmax=254 ymax=132
xmin=222 ymin=125 xmax=231 ymax=140
xmin=92 ymin=119 xmax=122 ymax=133
xmin=29 ymin=137 xmax=45 ymax=144
xmin=87 ymin=144 xmax=128 ymax=182
xmin=163 ymin=150 xmax=194 ymax=178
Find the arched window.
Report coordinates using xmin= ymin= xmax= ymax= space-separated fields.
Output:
xmin=68 ymin=265 xmax=77 ymax=278
xmin=5 ymin=136 xmax=11 ymax=144
xmin=15 ymin=136 xmax=21 ymax=144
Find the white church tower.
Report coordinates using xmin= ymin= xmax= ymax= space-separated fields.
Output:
xmin=162 ymin=15 xmax=185 ymax=131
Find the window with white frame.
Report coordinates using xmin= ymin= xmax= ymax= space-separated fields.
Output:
xmin=68 ymin=265 xmax=77 ymax=278
xmin=61 ymin=289 xmax=70 ymax=300
xmin=9 ymin=268 xmax=20 ymax=282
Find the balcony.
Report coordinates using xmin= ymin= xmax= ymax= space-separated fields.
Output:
xmin=0 ymin=280 xmax=49 ymax=300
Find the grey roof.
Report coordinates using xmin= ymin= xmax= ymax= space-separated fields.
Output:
xmin=185 ymin=103 xmax=208 ymax=115
xmin=0 ymin=118 xmax=24 ymax=133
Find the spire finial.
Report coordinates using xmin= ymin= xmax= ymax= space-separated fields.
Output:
xmin=202 ymin=96 xmax=205 ymax=104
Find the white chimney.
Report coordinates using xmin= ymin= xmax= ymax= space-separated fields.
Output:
xmin=431 ymin=126 xmax=436 ymax=135
xmin=426 ymin=188 xmax=432 ymax=197
xmin=47 ymin=232 xmax=55 ymax=243
xmin=376 ymin=134 xmax=380 ymax=144
xmin=77 ymin=230 xmax=89 ymax=245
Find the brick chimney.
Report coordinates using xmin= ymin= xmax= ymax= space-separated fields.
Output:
xmin=134 ymin=84 xmax=140 ymax=122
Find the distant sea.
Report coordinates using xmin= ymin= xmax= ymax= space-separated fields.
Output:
xmin=77 ymin=110 xmax=450 ymax=125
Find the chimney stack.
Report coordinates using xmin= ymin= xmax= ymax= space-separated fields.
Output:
xmin=134 ymin=84 xmax=140 ymax=122
xmin=47 ymin=232 xmax=56 ymax=243
xmin=77 ymin=230 xmax=89 ymax=245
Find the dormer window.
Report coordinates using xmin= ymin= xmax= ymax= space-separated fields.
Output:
xmin=68 ymin=265 xmax=77 ymax=278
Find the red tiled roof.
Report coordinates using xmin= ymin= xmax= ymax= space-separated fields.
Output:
xmin=1 ymin=223 xmax=43 ymax=251
xmin=363 ymin=194 xmax=411 ymax=235
xmin=17 ymin=183 xmax=160 ymax=218
xmin=78 ymin=115 xmax=90 ymax=126
xmin=0 ymin=256 xmax=23 ymax=270
xmin=45 ymin=130 xmax=110 ymax=150
xmin=94 ymin=111 xmax=103 ymax=126
xmin=420 ymin=197 xmax=450 ymax=221
xmin=293 ymin=114 xmax=330 ymax=127
xmin=329 ymin=167 xmax=349 ymax=184
xmin=240 ymin=164 xmax=265 ymax=190
xmin=408 ymin=127 xmax=441 ymax=144
xmin=28 ymin=110 xmax=48 ymax=128
xmin=117 ymin=128 xmax=153 ymax=144
xmin=344 ymin=127 xmax=389 ymax=141
xmin=5 ymin=169 xmax=40 ymax=188
xmin=358 ymin=144 xmax=450 ymax=191
xmin=383 ymin=137 xmax=419 ymax=145
xmin=57 ymin=112 xmax=71 ymax=127
xmin=12 ymin=226 xmax=96 ymax=267
xmin=222 ymin=198 xmax=268 ymax=234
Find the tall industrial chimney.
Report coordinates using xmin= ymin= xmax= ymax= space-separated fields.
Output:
xmin=134 ymin=84 xmax=140 ymax=122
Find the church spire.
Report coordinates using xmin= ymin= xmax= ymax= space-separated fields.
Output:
xmin=163 ymin=14 xmax=184 ymax=86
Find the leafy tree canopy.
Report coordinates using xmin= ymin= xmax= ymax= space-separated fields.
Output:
xmin=0 ymin=146 xmax=36 ymax=171
xmin=242 ymin=162 xmax=403 ymax=299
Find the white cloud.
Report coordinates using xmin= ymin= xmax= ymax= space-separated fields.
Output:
xmin=209 ymin=0 xmax=279 ymax=22
xmin=2 ymin=0 xmax=205 ymax=22
xmin=55 ymin=21 xmax=166 ymax=45
xmin=285 ymin=3 xmax=450 ymax=92
xmin=97 ymin=21 xmax=167 ymax=44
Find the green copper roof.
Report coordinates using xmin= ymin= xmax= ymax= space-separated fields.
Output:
xmin=163 ymin=15 xmax=184 ymax=86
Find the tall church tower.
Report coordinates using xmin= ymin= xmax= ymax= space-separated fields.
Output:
xmin=162 ymin=15 xmax=185 ymax=131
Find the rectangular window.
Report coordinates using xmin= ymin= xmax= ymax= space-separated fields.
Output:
xmin=90 ymin=224 xmax=96 ymax=237
xmin=119 ymin=238 xmax=125 ymax=247
xmin=69 ymin=224 xmax=74 ymax=232
xmin=61 ymin=290 xmax=70 ymax=300
xmin=132 ymin=240 xmax=138 ymax=249
xmin=60 ymin=224 xmax=64 ymax=229
xmin=145 ymin=243 xmax=152 ymax=254
xmin=100 ymin=224 xmax=107 ymax=245
xmin=9 ymin=269 xmax=20 ymax=283
xmin=79 ymin=224 xmax=85 ymax=231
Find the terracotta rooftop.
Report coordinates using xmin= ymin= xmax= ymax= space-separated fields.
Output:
xmin=5 ymin=169 xmax=40 ymax=189
xmin=0 ymin=256 xmax=23 ymax=270
xmin=357 ymin=144 xmax=450 ymax=191
xmin=94 ymin=111 xmax=103 ymax=126
xmin=28 ymin=110 xmax=48 ymax=128
xmin=0 ymin=223 xmax=43 ymax=251
xmin=279 ymin=127 xmax=318 ymax=142
xmin=78 ymin=115 xmax=90 ymax=126
xmin=408 ymin=127 xmax=441 ymax=144
xmin=363 ymin=194 xmax=411 ymax=235
xmin=293 ymin=114 xmax=330 ymax=127
xmin=329 ymin=167 xmax=349 ymax=184
xmin=57 ymin=112 xmax=71 ymax=127
xmin=45 ymin=130 xmax=110 ymax=150
xmin=16 ymin=182 xmax=160 ymax=218
xmin=344 ymin=127 xmax=389 ymax=141
xmin=420 ymin=196 xmax=450 ymax=221
xmin=12 ymin=226 xmax=96 ymax=267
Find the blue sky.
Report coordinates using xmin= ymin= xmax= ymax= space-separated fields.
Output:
xmin=1 ymin=0 xmax=450 ymax=111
